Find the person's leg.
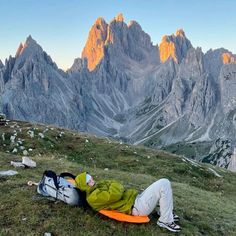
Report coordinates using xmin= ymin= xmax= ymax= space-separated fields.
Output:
xmin=132 ymin=178 xmax=174 ymax=223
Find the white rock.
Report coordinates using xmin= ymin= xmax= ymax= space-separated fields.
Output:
xmin=12 ymin=148 xmax=18 ymax=153
xmin=0 ymin=170 xmax=18 ymax=176
xmin=85 ymin=139 xmax=89 ymax=143
xmin=17 ymin=140 xmax=23 ymax=145
xmin=22 ymin=156 xmax=36 ymax=168
xmin=27 ymin=130 xmax=34 ymax=138
xmin=44 ymin=233 xmax=52 ymax=236
xmin=38 ymin=133 xmax=44 ymax=139
xmin=11 ymin=161 xmax=25 ymax=168
xmin=2 ymin=133 xmax=5 ymax=141
xmin=23 ymin=150 xmax=29 ymax=156
xmin=10 ymin=135 xmax=16 ymax=143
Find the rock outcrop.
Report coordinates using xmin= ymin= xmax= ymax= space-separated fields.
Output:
xmin=0 ymin=60 xmax=3 ymax=69
xmin=221 ymin=52 xmax=236 ymax=64
xmin=228 ymin=147 xmax=236 ymax=172
xmin=81 ymin=13 xmax=159 ymax=73
xmin=82 ymin=17 xmax=108 ymax=71
xmin=159 ymin=29 xmax=192 ymax=63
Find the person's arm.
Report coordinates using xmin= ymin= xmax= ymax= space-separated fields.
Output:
xmin=87 ymin=180 xmax=124 ymax=210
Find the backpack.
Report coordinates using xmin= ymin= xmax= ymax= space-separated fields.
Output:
xmin=37 ymin=170 xmax=87 ymax=207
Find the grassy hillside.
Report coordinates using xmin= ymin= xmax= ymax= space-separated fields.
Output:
xmin=0 ymin=120 xmax=236 ymax=236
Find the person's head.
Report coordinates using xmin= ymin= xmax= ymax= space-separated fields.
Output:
xmin=75 ymin=172 xmax=95 ymax=191
xmin=86 ymin=173 xmax=95 ymax=187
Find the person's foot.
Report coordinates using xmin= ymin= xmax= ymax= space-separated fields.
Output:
xmin=157 ymin=211 xmax=180 ymax=222
xmin=157 ymin=221 xmax=181 ymax=232
xmin=173 ymin=212 xmax=180 ymax=222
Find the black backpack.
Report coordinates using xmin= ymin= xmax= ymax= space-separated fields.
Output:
xmin=37 ymin=170 xmax=88 ymax=207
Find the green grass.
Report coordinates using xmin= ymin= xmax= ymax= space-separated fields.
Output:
xmin=162 ymin=141 xmax=213 ymax=161
xmin=0 ymin=120 xmax=236 ymax=235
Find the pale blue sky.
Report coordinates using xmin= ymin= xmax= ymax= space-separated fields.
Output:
xmin=0 ymin=0 xmax=235 ymax=70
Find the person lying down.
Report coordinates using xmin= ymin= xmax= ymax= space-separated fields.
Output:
xmin=75 ymin=172 xmax=181 ymax=233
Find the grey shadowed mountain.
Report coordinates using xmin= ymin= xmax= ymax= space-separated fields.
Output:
xmin=1 ymin=14 xmax=236 ymax=171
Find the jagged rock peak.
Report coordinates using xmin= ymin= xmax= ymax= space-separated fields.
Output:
xmin=82 ymin=17 xmax=108 ymax=71
xmin=15 ymin=43 xmax=24 ymax=57
xmin=175 ymin=29 xmax=185 ymax=37
xmin=26 ymin=35 xmax=35 ymax=44
xmin=160 ymin=29 xmax=192 ymax=64
xmin=128 ymin=20 xmax=141 ymax=29
xmin=115 ymin=13 xmax=124 ymax=22
xmin=15 ymin=35 xmax=42 ymax=58
xmin=95 ymin=17 xmax=107 ymax=26
xmin=221 ymin=52 xmax=236 ymax=64
xmin=0 ymin=59 xmax=4 ymax=68
xmin=81 ymin=14 xmax=157 ymax=71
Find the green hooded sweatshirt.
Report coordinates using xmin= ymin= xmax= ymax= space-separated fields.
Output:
xmin=75 ymin=172 xmax=138 ymax=214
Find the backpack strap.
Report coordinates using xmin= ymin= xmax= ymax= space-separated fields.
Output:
xmin=59 ymin=172 xmax=76 ymax=179
xmin=44 ymin=170 xmax=59 ymax=189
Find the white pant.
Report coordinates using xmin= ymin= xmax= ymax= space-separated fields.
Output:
xmin=132 ymin=178 xmax=174 ymax=223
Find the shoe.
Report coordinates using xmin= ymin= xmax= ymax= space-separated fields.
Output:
xmin=157 ymin=220 xmax=181 ymax=232
xmin=157 ymin=211 xmax=180 ymax=222
xmin=173 ymin=212 xmax=180 ymax=222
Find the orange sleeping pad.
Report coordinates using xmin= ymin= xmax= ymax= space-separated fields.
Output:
xmin=99 ymin=209 xmax=150 ymax=223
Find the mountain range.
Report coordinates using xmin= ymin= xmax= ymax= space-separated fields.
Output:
xmin=1 ymin=13 xmax=236 ymax=171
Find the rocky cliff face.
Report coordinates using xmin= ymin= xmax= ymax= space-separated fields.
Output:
xmin=222 ymin=52 xmax=236 ymax=64
xmin=1 ymin=14 xmax=236 ymax=171
xmin=82 ymin=17 xmax=108 ymax=71
xmin=0 ymin=36 xmax=85 ymax=130
xmin=159 ymin=29 xmax=192 ymax=63
xmin=72 ymin=14 xmax=160 ymax=137
xmin=0 ymin=60 xmax=4 ymax=94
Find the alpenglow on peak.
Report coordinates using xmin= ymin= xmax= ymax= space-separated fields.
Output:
xmin=15 ymin=35 xmax=42 ymax=57
xmin=159 ymin=29 xmax=192 ymax=63
xmin=175 ymin=29 xmax=185 ymax=37
xmin=115 ymin=13 xmax=124 ymax=22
